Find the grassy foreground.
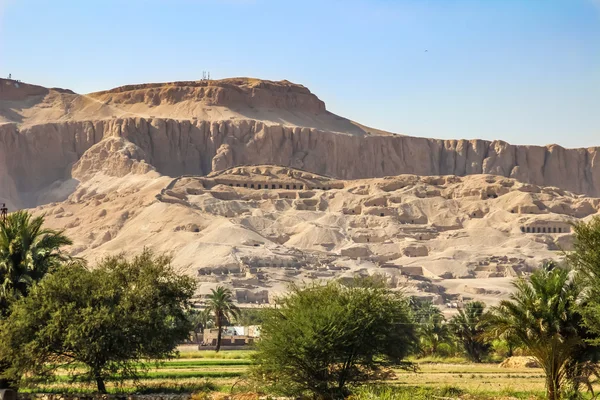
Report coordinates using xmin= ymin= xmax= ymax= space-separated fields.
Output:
xmin=17 ymin=350 xmax=582 ymax=399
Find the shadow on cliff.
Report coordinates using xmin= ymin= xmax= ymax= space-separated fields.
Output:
xmin=0 ymin=107 xmax=27 ymax=124
xmin=0 ymin=94 xmax=49 ymax=124
xmin=232 ymin=106 xmax=373 ymax=136
xmin=23 ymin=178 xmax=80 ymax=209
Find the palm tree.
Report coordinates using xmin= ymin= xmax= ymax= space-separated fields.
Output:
xmin=0 ymin=210 xmax=71 ymax=389
xmin=205 ymin=286 xmax=240 ymax=352
xmin=0 ymin=211 xmax=72 ymax=316
xmin=450 ymin=301 xmax=490 ymax=362
xmin=488 ymin=263 xmax=592 ymax=400
xmin=188 ymin=308 xmax=214 ymax=344
xmin=412 ymin=300 xmax=452 ymax=356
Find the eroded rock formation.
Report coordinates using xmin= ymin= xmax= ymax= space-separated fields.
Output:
xmin=2 ymin=115 xmax=600 ymax=208
xmin=1 ymin=77 xmax=599 ymax=306
xmin=1 ymin=77 xmax=600 ymax=208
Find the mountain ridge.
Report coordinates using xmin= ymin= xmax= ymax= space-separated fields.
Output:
xmin=1 ymin=77 xmax=599 ymax=208
xmin=1 ymin=76 xmax=598 ymax=305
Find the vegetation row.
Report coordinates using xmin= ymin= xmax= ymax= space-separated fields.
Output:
xmin=2 ymin=211 xmax=600 ymax=400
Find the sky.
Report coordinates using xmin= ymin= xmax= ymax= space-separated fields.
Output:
xmin=0 ymin=0 xmax=598 ymax=148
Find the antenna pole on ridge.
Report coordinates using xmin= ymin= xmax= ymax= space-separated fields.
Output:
xmin=0 ymin=203 xmax=7 ymax=223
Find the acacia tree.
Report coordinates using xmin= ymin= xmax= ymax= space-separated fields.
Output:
xmin=450 ymin=301 xmax=491 ymax=362
xmin=0 ymin=210 xmax=71 ymax=316
xmin=0 ymin=250 xmax=196 ymax=393
xmin=488 ymin=264 xmax=595 ymax=400
xmin=205 ymin=286 xmax=240 ymax=352
xmin=252 ymin=279 xmax=417 ymax=399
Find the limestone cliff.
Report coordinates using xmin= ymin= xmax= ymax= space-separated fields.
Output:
xmin=0 ymin=77 xmax=599 ymax=208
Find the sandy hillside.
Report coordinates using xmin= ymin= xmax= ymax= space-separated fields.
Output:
xmin=1 ymin=77 xmax=599 ymax=307
xmin=31 ymin=164 xmax=599 ymax=310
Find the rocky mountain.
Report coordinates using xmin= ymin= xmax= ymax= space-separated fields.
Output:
xmin=1 ymin=77 xmax=600 ymax=209
xmin=1 ymin=77 xmax=598 ymax=308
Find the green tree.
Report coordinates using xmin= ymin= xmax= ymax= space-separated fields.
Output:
xmin=0 ymin=211 xmax=71 ymax=316
xmin=450 ymin=301 xmax=491 ymax=363
xmin=0 ymin=211 xmax=71 ymax=389
xmin=234 ymin=308 xmax=268 ymax=326
xmin=568 ymin=217 xmax=600 ymax=340
xmin=492 ymin=334 xmax=521 ymax=358
xmin=564 ymin=218 xmax=600 ymax=397
xmin=188 ymin=308 xmax=213 ymax=343
xmin=488 ymin=264 xmax=595 ymax=400
xmin=412 ymin=300 xmax=453 ymax=357
xmin=205 ymin=286 xmax=240 ymax=352
xmin=252 ymin=279 xmax=417 ymax=399
xmin=0 ymin=250 xmax=196 ymax=393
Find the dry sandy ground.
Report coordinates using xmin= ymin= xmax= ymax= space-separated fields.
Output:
xmin=31 ymin=165 xmax=599 ymax=309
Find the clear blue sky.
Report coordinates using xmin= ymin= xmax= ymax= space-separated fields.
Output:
xmin=1 ymin=0 xmax=598 ymax=148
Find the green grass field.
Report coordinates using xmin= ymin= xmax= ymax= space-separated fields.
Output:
xmin=18 ymin=350 xmax=592 ymax=399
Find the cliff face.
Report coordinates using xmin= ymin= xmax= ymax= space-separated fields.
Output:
xmin=1 ymin=116 xmax=599 ymax=209
xmin=1 ymin=77 xmax=598 ymax=208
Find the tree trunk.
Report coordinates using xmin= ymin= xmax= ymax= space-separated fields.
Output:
xmin=337 ymin=353 xmax=354 ymax=395
xmin=547 ymin=385 xmax=557 ymax=400
xmin=216 ymin=314 xmax=222 ymax=353
xmin=95 ymin=374 xmax=107 ymax=394
xmin=546 ymin=373 xmax=560 ymax=400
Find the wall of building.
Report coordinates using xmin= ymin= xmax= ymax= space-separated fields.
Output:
xmin=520 ymin=224 xmax=571 ymax=234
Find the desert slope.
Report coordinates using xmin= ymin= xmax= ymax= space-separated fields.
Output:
xmin=30 ymin=165 xmax=600 ymax=309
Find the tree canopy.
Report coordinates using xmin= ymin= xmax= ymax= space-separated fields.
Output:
xmin=450 ymin=301 xmax=490 ymax=363
xmin=0 ymin=211 xmax=71 ymax=316
xmin=568 ymin=217 xmax=600 ymax=342
xmin=252 ymin=279 xmax=417 ymax=399
xmin=0 ymin=250 xmax=196 ymax=393
xmin=205 ymin=286 xmax=240 ymax=352
xmin=411 ymin=299 xmax=453 ymax=357
xmin=188 ymin=308 xmax=214 ymax=343
xmin=234 ymin=308 xmax=268 ymax=326
xmin=488 ymin=263 xmax=597 ymax=400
